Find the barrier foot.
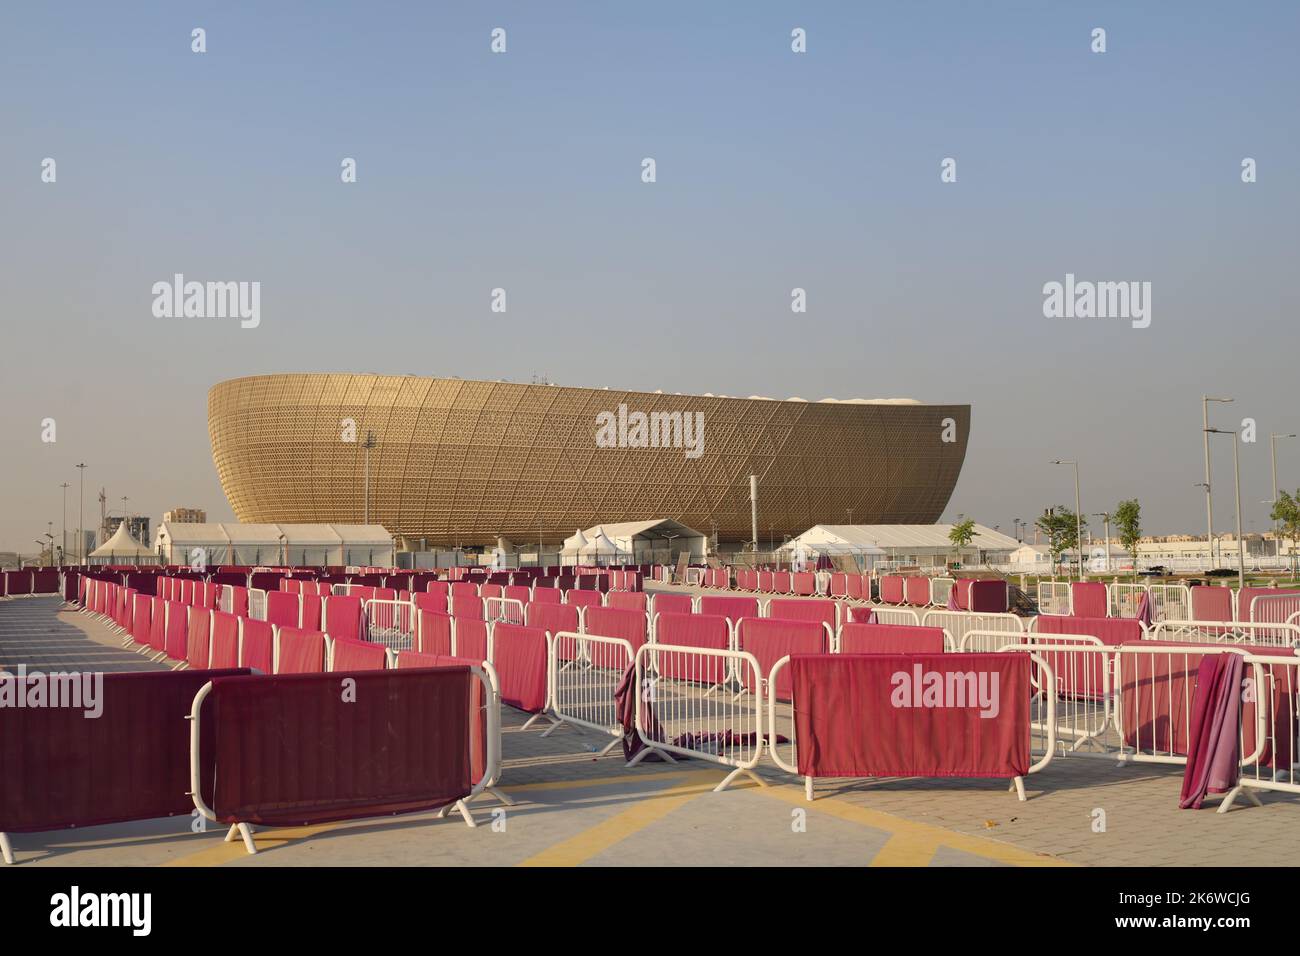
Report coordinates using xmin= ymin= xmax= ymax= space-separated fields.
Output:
xmin=714 ymin=767 xmax=765 ymax=794
xmin=0 ymin=832 xmax=14 ymax=864
xmin=454 ymin=800 xmax=477 ymax=828
xmin=223 ymin=823 xmax=241 ymax=843
xmin=237 ymin=822 xmax=257 ymax=855
xmin=805 ymin=775 xmax=815 ymax=802
xmin=520 ymin=712 xmax=554 ymax=731
xmin=598 ymin=736 xmax=621 ymax=756
xmin=1012 ymin=776 xmax=1027 ymax=802
xmin=487 ymin=786 xmax=516 ymax=807
xmin=1215 ymin=785 xmax=1263 ymax=814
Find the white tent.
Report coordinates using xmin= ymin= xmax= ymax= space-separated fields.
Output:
xmin=153 ymin=522 xmax=393 ymax=567
xmin=572 ymin=519 xmax=706 ymax=563
xmin=579 ymin=527 xmax=623 ymax=566
xmin=89 ymin=522 xmax=157 ymax=565
xmin=561 ymin=529 xmax=590 ymax=555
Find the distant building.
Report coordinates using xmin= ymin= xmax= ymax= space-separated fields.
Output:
xmin=163 ymin=507 xmax=207 ymax=523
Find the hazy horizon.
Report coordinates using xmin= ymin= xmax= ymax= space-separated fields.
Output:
xmin=3 ymin=1 xmax=1298 ymax=555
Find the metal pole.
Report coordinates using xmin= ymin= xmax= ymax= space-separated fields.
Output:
xmin=76 ymin=463 xmax=86 ymax=565
xmin=1073 ymin=462 xmax=1082 ymax=579
xmin=1233 ymin=434 xmax=1245 ymax=590
xmin=60 ymin=482 xmax=69 ymax=566
xmin=749 ymin=474 xmax=758 ymax=552
xmin=1203 ymin=397 xmax=1232 ymax=566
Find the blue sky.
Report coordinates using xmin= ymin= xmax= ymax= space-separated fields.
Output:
xmin=2 ymin=2 xmax=1298 ymax=551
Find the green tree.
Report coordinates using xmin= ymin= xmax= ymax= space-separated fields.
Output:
xmin=1114 ymin=499 xmax=1142 ymax=580
xmin=948 ymin=519 xmax=976 ymax=566
xmin=1270 ymin=490 xmax=1300 ymax=579
xmin=1036 ymin=507 xmax=1081 ymax=577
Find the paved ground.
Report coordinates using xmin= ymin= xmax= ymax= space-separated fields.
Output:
xmin=1 ymin=590 xmax=1296 ymax=867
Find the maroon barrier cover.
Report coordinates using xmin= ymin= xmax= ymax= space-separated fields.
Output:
xmin=790 ymin=654 xmax=1030 ymax=779
xmin=490 ymin=623 xmax=549 ymax=712
xmin=1190 ymin=586 xmax=1234 ymax=622
xmin=0 ymin=669 xmax=248 ymax=832
xmin=199 ymin=669 xmax=473 ymax=826
xmin=526 ymin=601 xmax=578 ymax=635
xmin=1180 ymin=654 xmax=1244 ymax=809
xmin=879 ymin=575 xmax=906 ymax=604
xmin=967 ymin=579 xmax=1008 ymax=613
xmin=453 ymin=617 xmax=489 ymax=662
xmin=653 ymin=592 xmax=695 ymax=616
xmin=652 ymin=613 xmax=730 ymax=684
xmin=418 ymin=610 xmax=453 ymax=655
xmin=739 ymin=617 xmax=829 ymax=701
xmin=838 ymin=622 xmax=946 ymax=655
xmin=239 ymin=618 xmax=274 ymax=672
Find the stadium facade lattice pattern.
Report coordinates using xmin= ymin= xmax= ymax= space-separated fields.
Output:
xmin=209 ymin=374 xmax=969 ymax=546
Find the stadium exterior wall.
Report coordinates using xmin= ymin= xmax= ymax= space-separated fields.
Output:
xmin=208 ymin=374 xmax=969 ymax=547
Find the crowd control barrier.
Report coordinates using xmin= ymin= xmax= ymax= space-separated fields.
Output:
xmin=766 ymin=652 xmax=1056 ymax=802
xmin=1 ymin=668 xmax=249 ymax=864
xmin=628 ymin=643 xmax=766 ymax=791
xmin=543 ymin=631 xmax=635 ymax=753
xmin=187 ymin=665 xmax=500 ymax=852
xmin=363 ymin=598 xmax=415 ymax=650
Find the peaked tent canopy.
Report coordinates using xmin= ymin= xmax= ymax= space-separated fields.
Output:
xmin=89 ymin=521 xmax=158 ymax=565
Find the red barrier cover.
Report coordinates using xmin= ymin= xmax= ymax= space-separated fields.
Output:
xmin=454 ymin=617 xmax=489 ymax=662
xmin=149 ymin=596 xmax=167 ymax=652
xmin=164 ymin=601 xmax=188 ymax=661
xmin=608 ymin=591 xmax=648 ymax=613
xmin=696 ymin=595 xmax=757 ymax=623
xmin=451 ymin=594 xmax=484 ymax=620
xmin=526 ymin=601 xmax=579 ymax=636
xmin=652 ymin=593 xmax=694 ymax=617
xmin=584 ymin=606 xmax=647 ymax=653
xmin=739 ymin=617 xmax=829 ymax=701
xmin=791 ymin=653 xmax=1030 ymax=778
xmin=839 ymin=623 xmax=946 ymax=655
xmin=229 ymin=585 xmax=249 ymax=618
xmin=0 ymin=669 xmax=247 ymax=832
xmin=490 ymin=623 xmax=549 ymax=712
xmin=652 ymin=613 xmax=729 ymax=684
xmin=531 ymin=586 xmax=561 ymax=605
xmin=210 ymin=611 xmax=240 ymax=669
xmin=904 ymin=577 xmax=931 ymax=606
xmin=198 ymin=669 xmax=473 ymax=826
xmin=331 ymin=638 xmax=388 ymax=671
xmin=131 ymin=594 xmax=152 ymax=645
xmin=565 ymin=589 xmax=602 ymax=608
xmin=266 ymin=590 xmax=301 ymax=629
xmin=239 ymin=618 xmax=274 ymax=672
xmin=773 ymin=571 xmax=792 ymax=593
xmin=1238 ymin=586 xmax=1300 ymax=622
xmin=276 ymin=627 xmax=326 ymax=673
xmin=768 ymin=598 xmax=836 ymax=633
xmin=792 ymin=572 xmax=817 ymax=596
xmin=301 ymin=593 xmax=323 ymax=631
xmin=414 ymin=591 xmax=446 ymax=615
xmin=419 ymin=610 xmax=453 ymax=655
xmin=1190 ymin=586 xmax=1234 ymax=622
xmin=879 ymin=575 xmax=905 ymax=605
xmin=323 ymin=595 xmax=363 ymax=642
xmin=1036 ymin=615 xmax=1140 ymax=645
xmin=1070 ymin=581 xmax=1108 ymax=618
xmin=967 ymin=579 xmax=1009 ymax=613
xmin=186 ymin=607 xmax=212 ymax=669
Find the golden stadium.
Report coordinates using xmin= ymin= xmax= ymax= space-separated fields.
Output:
xmin=208 ymin=374 xmax=969 ymax=546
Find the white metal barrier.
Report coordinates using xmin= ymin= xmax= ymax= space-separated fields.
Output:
xmin=363 ymin=598 xmax=416 ymax=651
xmin=1149 ymin=584 xmax=1191 ymax=622
xmin=929 ymin=577 xmax=956 ymax=608
xmin=1107 ymin=583 xmax=1147 ymax=619
xmin=247 ymin=588 xmax=268 ymax=621
xmin=543 ymin=631 xmax=635 ymax=754
xmin=1220 ymin=652 xmax=1300 ymax=812
xmin=217 ymin=584 xmax=234 ymax=614
xmin=684 ymin=568 xmax=705 ymax=587
xmin=766 ymin=652 xmax=1057 ymax=801
xmin=920 ymin=609 xmax=1025 ymax=650
xmin=1150 ymin=619 xmax=1300 ymax=648
xmin=1036 ymin=582 xmax=1071 ymax=615
xmin=484 ymin=596 xmax=526 ymax=626
xmin=1250 ymin=593 xmax=1300 ymax=642
xmin=862 ymin=605 xmax=921 ymax=627
xmin=627 ymin=643 xmax=766 ymax=792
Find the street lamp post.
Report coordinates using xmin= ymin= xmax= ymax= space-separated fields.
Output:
xmin=361 ymin=431 xmax=376 ymax=525
xmin=1203 ymin=396 xmax=1233 ymax=567
xmin=1270 ymin=433 xmax=1296 ymax=563
xmin=60 ymin=482 xmax=69 ymax=566
xmin=75 ymin=463 xmax=87 ymax=565
xmin=1206 ymin=428 xmax=1246 ymax=590
xmin=1051 ymin=460 xmax=1083 ymax=579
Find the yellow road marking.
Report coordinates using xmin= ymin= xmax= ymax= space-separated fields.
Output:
xmin=517 ymin=771 xmax=723 ymax=867
xmin=757 ymin=784 xmax=1072 ymax=867
xmin=163 ymin=823 xmax=342 ymax=867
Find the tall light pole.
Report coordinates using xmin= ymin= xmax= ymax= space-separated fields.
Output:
xmin=1270 ymin=433 xmax=1296 ymax=562
xmin=60 ymin=482 xmax=69 ymax=566
xmin=1203 ymin=396 xmax=1233 ymax=566
xmin=1206 ymin=428 xmax=1245 ymax=590
xmin=1050 ymin=460 xmax=1083 ymax=579
xmin=76 ymin=463 xmax=87 ymax=565
xmin=361 ymin=431 xmax=376 ymax=524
